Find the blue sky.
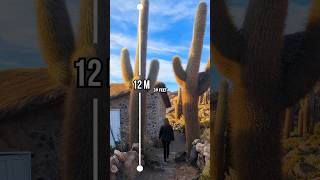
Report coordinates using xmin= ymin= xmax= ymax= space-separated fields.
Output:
xmin=0 ymin=0 xmax=313 ymax=91
xmin=110 ymin=0 xmax=210 ymax=91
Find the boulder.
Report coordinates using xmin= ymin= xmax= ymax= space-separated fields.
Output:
xmin=110 ymin=155 xmax=120 ymax=167
xmin=203 ymin=144 xmax=210 ymax=157
xmin=110 ymin=164 xmax=119 ymax=174
xmin=131 ymin=143 xmax=139 ymax=152
xmin=114 ymin=150 xmax=126 ymax=162
xmin=192 ymin=139 xmax=201 ymax=145
xmin=189 ymin=146 xmax=198 ymax=167
xmin=175 ymin=151 xmax=187 ymax=163
xmin=196 ymin=143 xmax=205 ymax=154
xmin=197 ymin=153 xmax=206 ymax=170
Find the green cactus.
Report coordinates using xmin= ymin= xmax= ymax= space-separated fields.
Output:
xmin=212 ymin=0 xmax=320 ymax=179
xmin=211 ymin=80 xmax=228 ymax=180
xmin=36 ymin=0 xmax=108 ymax=179
xmin=172 ymin=2 xmax=210 ymax=155
xmin=283 ymin=107 xmax=293 ymax=139
xmin=175 ymin=88 xmax=183 ymax=120
xmin=120 ymin=0 xmax=159 ymax=146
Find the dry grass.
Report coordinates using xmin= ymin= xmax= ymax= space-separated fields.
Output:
xmin=0 ymin=68 xmax=65 ymax=120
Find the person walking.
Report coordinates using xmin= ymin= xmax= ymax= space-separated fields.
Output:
xmin=159 ymin=118 xmax=174 ymax=162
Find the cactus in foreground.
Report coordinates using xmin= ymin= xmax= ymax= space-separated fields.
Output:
xmin=283 ymin=107 xmax=293 ymax=139
xmin=175 ymin=88 xmax=183 ymax=120
xmin=120 ymin=0 xmax=159 ymax=146
xmin=211 ymin=80 xmax=228 ymax=180
xmin=36 ymin=0 xmax=108 ymax=179
xmin=172 ymin=2 xmax=210 ymax=155
xmin=213 ymin=0 xmax=320 ymax=179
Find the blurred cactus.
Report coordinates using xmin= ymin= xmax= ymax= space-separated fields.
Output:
xmin=120 ymin=0 xmax=159 ymax=146
xmin=35 ymin=0 xmax=108 ymax=179
xmin=211 ymin=80 xmax=228 ymax=180
xmin=298 ymin=98 xmax=306 ymax=136
xmin=175 ymin=88 xmax=183 ymax=120
xmin=172 ymin=2 xmax=210 ymax=155
xmin=283 ymin=107 xmax=293 ymax=139
xmin=298 ymin=94 xmax=316 ymax=136
xmin=213 ymin=0 xmax=320 ymax=179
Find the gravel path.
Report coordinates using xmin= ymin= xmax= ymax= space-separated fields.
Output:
xmin=136 ymin=132 xmax=200 ymax=180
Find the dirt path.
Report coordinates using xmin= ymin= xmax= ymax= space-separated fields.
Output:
xmin=136 ymin=132 xmax=200 ymax=180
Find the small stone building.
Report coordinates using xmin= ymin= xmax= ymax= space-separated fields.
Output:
xmin=0 ymin=68 xmax=64 ymax=180
xmin=110 ymin=83 xmax=171 ymax=144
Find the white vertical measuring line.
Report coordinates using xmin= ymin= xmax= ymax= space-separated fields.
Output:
xmin=137 ymin=2 xmax=143 ymax=173
xmin=93 ymin=0 xmax=98 ymax=179
xmin=93 ymin=98 xmax=98 ymax=180
xmin=93 ymin=0 xmax=98 ymax=44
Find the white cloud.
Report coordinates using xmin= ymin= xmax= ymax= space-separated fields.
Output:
xmin=111 ymin=32 xmax=188 ymax=55
xmin=111 ymin=0 xmax=210 ymax=32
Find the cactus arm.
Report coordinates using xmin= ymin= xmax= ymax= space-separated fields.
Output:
xmin=173 ymin=56 xmax=187 ymax=86
xmin=280 ymin=0 xmax=320 ymax=107
xmin=176 ymin=88 xmax=183 ymax=119
xmin=212 ymin=0 xmax=243 ymax=83
xmin=197 ymin=71 xmax=210 ymax=96
xmin=186 ymin=2 xmax=207 ymax=81
xmin=78 ymin=0 xmax=94 ymax=47
xmin=35 ymin=0 xmax=74 ymax=85
xmin=120 ymin=48 xmax=133 ymax=88
xmin=134 ymin=0 xmax=149 ymax=78
xmin=197 ymin=59 xmax=211 ymax=95
xmin=212 ymin=0 xmax=243 ymax=61
xmin=211 ymin=80 xmax=228 ymax=180
xmin=213 ymin=52 xmax=242 ymax=84
xmin=147 ymin=60 xmax=160 ymax=90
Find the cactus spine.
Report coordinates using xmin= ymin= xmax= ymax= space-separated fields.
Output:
xmin=36 ymin=0 xmax=108 ymax=179
xmin=172 ymin=2 xmax=210 ymax=155
xmin=120 ymin=0 xmax=159 ymax=146
xmin=211 ymin=80 xmax=228 ymax=180
xmin=283 ymin=107 xmax=293 ymax=139
xmin=175 ymin=88 xmax=183 ymax=120
xmin=213 ymin=0 xmax=320 ymax=179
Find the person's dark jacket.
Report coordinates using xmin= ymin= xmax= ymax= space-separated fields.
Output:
xmin=159 ymin=124 xmax=174 ymax=142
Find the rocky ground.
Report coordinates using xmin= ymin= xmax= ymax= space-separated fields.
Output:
xmin=283 ymin=124 xmax=320 ymax=180
xmin=137 ymin=133 xmax=200 ymax=180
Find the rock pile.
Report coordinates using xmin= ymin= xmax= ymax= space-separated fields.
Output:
xmin=189 ymin=139 xmax=210 ymax=171
xmin=110 ymin=143 xmax=143 ymax=180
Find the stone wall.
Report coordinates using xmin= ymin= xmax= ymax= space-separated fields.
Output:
xmin=0 ymin=102 xmax=63 ymax=180
xmin=146 ymin=92 xmax=166 ymax=141
xmin=110 ymin=92 xmax=166 ymax=143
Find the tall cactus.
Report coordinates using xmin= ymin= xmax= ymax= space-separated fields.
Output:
xmin=120 ymin=0 xmax=159 ymax=146
xmin=211 ymin=80 xmax=228 ymax=180
xmin=36 ymin=0 xmax=108 ymax=179
xmin=212 ymin=0 xmax=320 ymax=179
xmin=298 ymin=94 xmax=315 ymax=136
xmin=283 ymin=107 xmax=293 ymax=139
xmin=172 ymin=2 xmax=210 ymax=155
xmin=175 ymin=88 xmax=183 ymax=120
